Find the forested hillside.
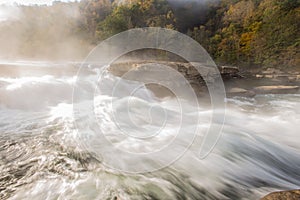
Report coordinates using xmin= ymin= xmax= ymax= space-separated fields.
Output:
xmin=81 ymin=0 xmax=299 ymax=68
xmin=0 ymin=0 xmax=299 ymax=68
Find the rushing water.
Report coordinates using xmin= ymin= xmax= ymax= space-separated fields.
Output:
xmin=0 ymin=61 xmax=299 ymax=200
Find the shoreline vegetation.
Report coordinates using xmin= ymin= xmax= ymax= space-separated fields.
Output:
xmin=0 ymin=0 xmax=299 ymax=69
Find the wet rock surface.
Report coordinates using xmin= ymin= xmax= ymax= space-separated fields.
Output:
xmin=253 ymin=85 xmax=299 ymax=94
xmin=261 ymin=189 xmax=300 ymax=200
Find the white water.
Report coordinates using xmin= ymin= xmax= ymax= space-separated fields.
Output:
xmin=0 ymin=62 xmax=299 ymax=200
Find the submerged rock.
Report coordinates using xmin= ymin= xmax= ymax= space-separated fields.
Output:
xmin=261 ymin=189 xmax=300 ymax=200
xmin=227 ymin=87 xmax=256 ymax=98
xmin=253 ymin=85 xmax=299 ymax=94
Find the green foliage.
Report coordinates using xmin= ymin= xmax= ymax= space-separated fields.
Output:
xmin=276 ymin=0 xmax=300 ymax=11
xmin=96 ymin=0 xmax=176 ymax=40
xmin=188 ymin=0 xmax=299 ymax=67
xmin=35 ymin=0 xmax=300 ymax=68
xmin=96 ymin=6 xmax=131 ymax=39
xmin=79 ymin=0 xmax=112 ymax=42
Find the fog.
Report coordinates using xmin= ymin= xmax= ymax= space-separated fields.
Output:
xmin=0 ymin=0 xmax=221 ymax=61
xmin=0 ymin=2 xmax=92 ymax=61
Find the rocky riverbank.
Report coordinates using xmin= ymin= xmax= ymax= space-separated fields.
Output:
xmin=108 ymin=61 xmax=300 ymax=98
xmin=109 ymin=61 xmax=221 ymax=97
xmin=255 ymin=68 xmax=300 ymax=82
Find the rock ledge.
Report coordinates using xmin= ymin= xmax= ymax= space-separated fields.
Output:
xmin=261 ymin=189 xmax=300 ymax=200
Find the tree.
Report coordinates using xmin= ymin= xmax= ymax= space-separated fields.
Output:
xmin=79 ymin=0 xmax=112 ymax=41
xmin=96 ymin=0 xmax=176 ymax=40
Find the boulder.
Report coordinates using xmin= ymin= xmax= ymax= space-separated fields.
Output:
xmin=261 ymin=189 xmax=300 ymax=200
xmin=220 ymin=66 xmax=239 ymax=74
xmin=219 ymin=66 xmax=241 ymax=79
xmin=253 ymin=85 xmax=299 ymax=94
xmin=227 ymin=87 xmax=256 ymax=98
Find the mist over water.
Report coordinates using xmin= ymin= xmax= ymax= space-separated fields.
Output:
xmin=0 ymin=62 xmax=299 ymax=199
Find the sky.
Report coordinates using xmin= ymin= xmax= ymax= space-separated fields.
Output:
xmin=0 ymin=0 xmax=78 ymax=6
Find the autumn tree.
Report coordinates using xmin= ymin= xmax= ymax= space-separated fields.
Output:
xmin=96 ymin=0 xmax=176 ymax=40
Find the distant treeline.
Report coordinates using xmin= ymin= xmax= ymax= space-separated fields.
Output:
xmin=0 ymin=0 xmax=299 ymax=67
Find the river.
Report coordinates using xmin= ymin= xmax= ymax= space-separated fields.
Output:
xmin=0 ymin=61 xmax=299 ymax=200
